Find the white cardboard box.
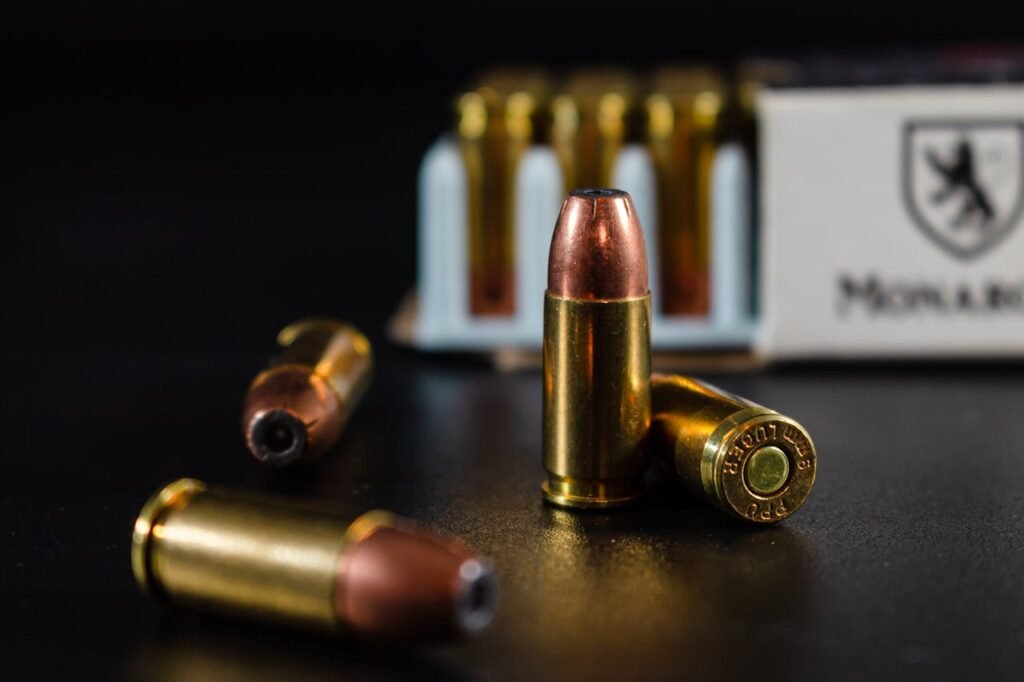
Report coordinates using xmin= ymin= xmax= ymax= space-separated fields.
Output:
xmin=758 ymin=85 xmax=1024 ymax=358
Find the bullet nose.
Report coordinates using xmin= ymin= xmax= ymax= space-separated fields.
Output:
xmin=336 ymin=525 xmax=498 ymax=638
xmin=247 ymin=409 xmax=308 ymax=466
xmin=547 ymin=188 xmax=649 ymax=300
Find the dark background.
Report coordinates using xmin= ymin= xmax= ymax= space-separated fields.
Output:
xmin=6 ymin=2 xmax=1024 ymax=680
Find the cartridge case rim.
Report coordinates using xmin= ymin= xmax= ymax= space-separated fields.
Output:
xmin=541 ymin=479 xmax=646 ymax=509
xmin=701 ymin=410 xmax=817 ymax=524
xmin=276 ymin=318 xmax=348 ymax=348
xmin=131 ymin=478 xmax=207 ymax=596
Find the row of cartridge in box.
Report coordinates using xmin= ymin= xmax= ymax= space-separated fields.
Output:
xmin=455 ymin=67 xmax=762 ymax=320
xmin=402 ymin=65 xmax=800 ymax=352
xmin=453 ymin=50 xmax=1024 ymax=322
xmin=406 ymin=51 xmax=1024 ymax=355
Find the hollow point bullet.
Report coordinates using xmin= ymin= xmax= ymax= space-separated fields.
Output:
xmin=650 ymin=373 xmax=817 ymax=523
xmin=542 ymin=188 xmax=652 ymax=508
xmin=243 ymin=319 xmax=372 ymax=466
xmin=131 ymin=479 xmax=498 ymax=639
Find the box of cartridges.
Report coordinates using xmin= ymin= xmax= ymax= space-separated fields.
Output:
xmin=757 ymin=84 xmax=1024 ymax=358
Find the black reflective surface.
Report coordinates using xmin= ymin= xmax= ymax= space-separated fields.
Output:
xmin=7 ymin=344 xmax=1024 ymax=680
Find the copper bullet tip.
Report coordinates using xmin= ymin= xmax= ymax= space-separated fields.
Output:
xmin=242 ymin=366 xmax=344 ymax=465
xmin=246 ymin=409 xmax=308 ymax=466
xmin=547 ymin=188 xmax=649 ymax=300
xmin=336 ymin=524 xmax=498 ymax=638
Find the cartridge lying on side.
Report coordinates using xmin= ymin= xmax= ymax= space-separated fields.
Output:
xmin=131 ymin=479 xmax=497 ymax=639
xmin=650 ymin=373 xmax=817 ymax=523
xmin=542 ymin=188 xmax=652 ymax=508
xmin=242 ymin=319 xmax=372 ymax=466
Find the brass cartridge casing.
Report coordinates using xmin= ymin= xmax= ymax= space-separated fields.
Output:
xmin=131 ymin=479 xmax=497 ymax=639
xmin=542 ymin=189 xmax=652 ymax=508
xmin=650 ymin=374 xmax=817 ymax=524
xmin=243 ymin=319 xmax=372 ymax=466
xmin=458 ymin=70 xmax=550 ymax=316
xmin=646 ymin=67 xmax=725 ymax=316
xmin=551 ymin=70 xmax=638 ymax=192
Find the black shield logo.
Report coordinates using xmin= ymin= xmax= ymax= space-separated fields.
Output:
xmin=903 ymin=120 xmax=1024 ymax=260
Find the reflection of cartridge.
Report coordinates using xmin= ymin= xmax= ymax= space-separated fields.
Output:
xmin=646 ymin=67 xmax=724 ymax=316
xmin=458 ymin=70 xmax=550 ymax=316
xmin=551 ymin=70 xmax=638 ymax=192
xmin=650 ymin=374 xmax=816 ymax=523
xmin=132 ymin=479 xmax=497 ymax=639
xmin=543 ymin=189 xmax=651 ymax=508
xmin=243 ymin=319 xmax=372 ymax=466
